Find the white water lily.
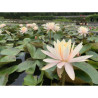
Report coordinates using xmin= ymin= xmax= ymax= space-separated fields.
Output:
xmin=42 ymin=22 xmax=60 ymax=32
xmin=54 ymin=25 xmax=60 ymax=32
xmin=33 ymin=26 xmax=38 ymax=31
xmin=26 ymin=24 xmax=33 ymax=28
xmin=20 ymin=27 xmax=28 ymax=34
xmin=32 ymin=23 xmax=37 ymax=27
xmin=19 ymin=24 xmax=23 ymax=27
xmin=78 ymin=26 xmax=89 ymax=37
xmin=41 ymin=39 xmax=92 ymax=80
xmin=0 ymin=24 xmax=6 ymax=28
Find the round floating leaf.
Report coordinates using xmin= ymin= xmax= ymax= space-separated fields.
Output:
xmin=15 ymin=45 xmax=24 ymax=51
xmin=17 ymin=60 xmax=35 ymax=72
xmin=37 ymin=71 xmax=44 ymax=84
xmin=0 ymin=74 xmax=9 ymax=85
xmin=23 ymin=38 xmax=31 ymax=45
xmin=80 ymin=44 xmax=92 ymax=54
xmin=91 ymin=42 xmax=98 ymax=52
xmin=0 ymin=65 xmax=18 ymax=75
xmin=88 ymin=60 xmax=98 ymax=69
xmin=75 ymin=69 xmax=92 ymax=83
xmin=25 ymin=61 xmax=37 ymax=74
xmin=26 ymin=44 xmax=36 ymax=58
xmin=34 ymin=60 xmax=46 ymax=68
xmin=33 ymin=48 xmax=46 ymax=59
xmin=87 ymin=36 xmax=98 ymax=42
xmin=44 ymin=66 xmax=56 ymax=80
xmin=73 ymin=62 xmax=98 ymax=84
xmin=86 ymin=51 xmax=98 ymax=61
xmin=1 ymin=48 xmax=20 ymax=56
xmin=23 ymin=75 xmax=37 ymax=86
xmin=54 ymin=34 xmax=62 ymax=41
xmin=0 ymin=56 xmax=16 ymax=67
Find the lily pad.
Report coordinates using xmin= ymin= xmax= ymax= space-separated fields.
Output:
xmin=0 ymin=55 xmax=16 ymax=67
xmin=0 ymin=74 xmax=9 ymax=85
xmin=17 ymin=60 xmax=35 ymax=72
xmin=26 ymin=44 xmax=36 ymax=58
xmin=73 ymin=62 xmax=98 ymax=84
xmin=1 ymin=48 xmax=20 ymax=56
xmin=33 ymin=48 xmax=46 ymax=59
xmin=86 ymin=51 xmax=98 ymax=61
xmin=80 ymin=44 xmax=92 ymax=54
xmin=23 ymin=75 xmax=37 ymax=85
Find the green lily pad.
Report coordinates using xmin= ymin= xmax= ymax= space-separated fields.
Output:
xmin=88 ymin=60 xmax=98 ymax=69
xmin=0 ymin=55 xmax=16 ymax=67
xmin=86 ymin=51 xmax=98 ymax=61
xmin=80 ymin=44 xmax=92 ymax=54
xmin=75 ymin=69 xmax=92 ymax=83
xmin=0 ymin=65 xmax=18 ymax=75
xmin=17 ymin=60 xmax=35 ymax=72
xmin=23 ymin=75 xmax=37 ymax=86
xmin=1 ymin=48 xmax=20 ymax=56
xmin=26 ymin=44 xmax=36 ymax=58
xmin=73 ymin=62 xmax=98 ymax=84
xmin=0 ymin=74 xmax=9 ymax=85
xmin=33 ymin=48 xmax=46 ymax=59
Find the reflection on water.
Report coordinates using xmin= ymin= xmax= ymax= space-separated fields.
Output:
xmin=11 ymin=72 xmax=27 ymax=86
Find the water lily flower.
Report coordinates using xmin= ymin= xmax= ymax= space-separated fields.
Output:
xmin=42 ymin=22 xmax=60 ymax=32
xmin=78 ymin=26 xmax=89 ymax=37
xmin=41 ymin=39 xmax=92 ymax=80
xmin=26 ymin=24 xmax=33 ymax=28
xmin=20 ymin=27 xmax=28 ymax=34
xmin=19 ymin=24 xmax=23 ymax=27
xmin=54 ymin=25 xmax=60 ymax=32
xmin=32 ymin=23 xmax=37 ymax=27
xmin=33 ymin=26 xmax=38 ymax=31
xmin=0 ymin=24 xmax=6 ymax=28
xmin=89 ymin=27 xmax=92 ymax=30
xmin=93 ymin=27 xmax=96 ymax=29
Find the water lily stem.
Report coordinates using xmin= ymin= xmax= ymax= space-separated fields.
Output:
xmin=61 ymin=71 xmax=66 ymax=85
xmin=83 ymin=35 xmax=85 ymax=44
xmin=50 ymin=31 xmax=51 ymax=44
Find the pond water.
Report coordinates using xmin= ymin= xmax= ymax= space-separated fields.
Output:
xmin=11 ymin=72 xmax=27 ymax=86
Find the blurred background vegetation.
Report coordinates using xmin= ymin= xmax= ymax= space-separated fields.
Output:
xmin=0 ymin=12 xmax=98 ymax=23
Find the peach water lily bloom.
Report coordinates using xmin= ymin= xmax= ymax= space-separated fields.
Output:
xmin=78 ymin=26 xmax=89 ymax=37
xmin=19 ymin=24 xmax=23 ymax=27
xmin=33 ymin=26 xmax=38 ymax=31
xmin=42 ymin=22 xmax=60 ymax=32
xmin=20 ymin=27 xmax=28 ymax=34
xmin=32 ymin=23 xmax=37 ymax=27
xmin=54 ymin=25 xmax=60 ymax=32
xmin=0 ymin=24 xmax=6 ymax=28
xmin=26 ymin=24 xmax=33 ymax=28
xmin=41 ymin=39 xmax=92 ymax=80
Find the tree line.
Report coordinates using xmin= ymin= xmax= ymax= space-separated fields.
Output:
xmin=0 ymin=12 xmax=97 ymax=19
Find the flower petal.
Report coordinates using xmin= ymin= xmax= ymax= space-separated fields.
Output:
xmin=64 ymin=63 xmax=75 ymax=80
xmin=57 ymin=67 xmax=64 ymax=78
xmin=41 ymin=50 xmax=57 ymax=59
xmin=47 ymin=45 xmax=58 ymax=59
xmin=43 ymin=59 xmax=60 ymax=63
xmin=70 ymin=43 xmax=83 ymax=59
xmin=69 ymin=55 xmax=93 ymax=62
xmin=57 ymin=62 xmax=65 ymax=68
xmin=55 ymin=43 xmax=62 ymax=60
xmin=63 ymin=45 xmax=70 ymax=60
xmin=42 ymin=63 xmax=57 ymax=70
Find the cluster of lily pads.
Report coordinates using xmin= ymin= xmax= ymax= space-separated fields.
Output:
xmin=0 ymin=22 xmax=98 ymax=86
